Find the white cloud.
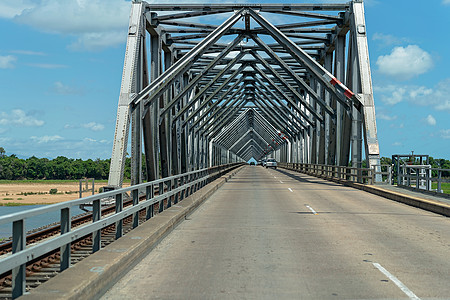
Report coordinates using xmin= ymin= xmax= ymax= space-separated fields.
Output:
xmin=0 ymin=109 xmax=44 ymax=127
xmin=83 ymin=122 xmax=105 ymax=131
xmin=68 ymin=31 xmax=128 ymax=52
xmin=0 ymin=0 xmax=35 ymax=19
xmin=373 ymin=85 xmax=406 ymax=105
xmin=376 ymin=45 xmax=433 ymax=80
xmin=30 ymin=135 xmax=63 ymax=143
xmin=10 ymin=50 xmax=45 ymax=56
xmin=377 ymin=112 xmax=397 ymax=121
xmin=11 ymin=0 xmax=130 ymax=51
xmin=392 ymin=142 xmax=403 ymax=146
xmin=443 ymin=0 xmax=450 ymax=5
xmin=441 ymin=129 xmax=450 ymax=139
xmin=374 ymin=78 xmax=450 ymax=112
xmin=83 ymin=138 xmax=97 ymax=143
xmin=64 ymin=122 xmax=105 ymax=131
xmin=27 ymin=63 xmax=67 ymax=69
xmin=372 ymin=33 xmax=410 ymax=47
xmin=51 ymin=82 xmax=83 ymax=95
xmin=0 ymin=55 xmax=17 ymax=69
xmin=424 ymin=114 xmax=436 ymax=126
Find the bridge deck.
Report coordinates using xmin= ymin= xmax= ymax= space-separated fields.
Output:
xmin=101 ymin=166 xmax=450 ymax=299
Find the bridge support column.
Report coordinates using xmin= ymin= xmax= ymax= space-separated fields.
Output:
xmin=109 ymin=2 xmax=146 ymax=188
xmin=350 ymin=1 xmax=381 ymax=180
xmin=143 ymin=29 xmax=162 ymax=181
xmin=334 ymin=34 xmax=346 ymax=166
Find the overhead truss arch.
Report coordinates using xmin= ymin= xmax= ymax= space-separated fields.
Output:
xmin=108 ymin=0 xmax=381 ymax=187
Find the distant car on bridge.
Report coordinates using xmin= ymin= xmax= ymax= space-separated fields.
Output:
xmin=265 ymin=158 xmax=277 ymax=169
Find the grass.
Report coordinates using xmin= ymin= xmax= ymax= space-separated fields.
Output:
xmin=0 ymin=202 xmax=24 ymax=206
xmin=18 ymin=191 xmax=47 ymax=196
xmin=0 ymin=202 xmax=53 ymax=206
xmin=2 ymin=198 xmax=13 ymax=200
xmin=0 ymin=179 xmax=131 ymax=185
xmin=0 ymin=179 xmax=110 ymax=184
xmin=432 ymin=182 xmax=450 ymax=194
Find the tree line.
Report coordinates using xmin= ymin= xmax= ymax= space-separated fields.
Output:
xmin=0 ymin=155 xmax=117 ymax=180
xmin=0 ymin=147 xmax=135 ymax=180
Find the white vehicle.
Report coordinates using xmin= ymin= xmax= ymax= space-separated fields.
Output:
xmin=265 ymin=158 xmax=277 ymax=169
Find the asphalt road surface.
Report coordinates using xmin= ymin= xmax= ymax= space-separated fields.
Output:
xmin=101 ymin=166 xmax=450 ymax=299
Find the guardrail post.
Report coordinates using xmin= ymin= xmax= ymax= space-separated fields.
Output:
xmin=132 ymin=189 xmax=139 ymax=228
xmin=12 ymin=220 xmax=26 ymax=299
xmin=167 ymin=180 xmax=172 ymax=208
xmin=180 ymin=175 xmax=186 ymax=201
xmin=173 ymin=177 xmax=179 ymax=204
xmin=406 ymin=167 xmax=411 ymax=186
xmin=146 ymin=185 xmax=154 ymax=219
xmin=426 ymin=168 xmax=432 ymax=191
xmin=189 ymin=174 xmax=194 ymax=195
xmin=437 ymin=170 xmax=442 ymax=193
xmin=60 ymin=207 xmax=71 ymax=271
xmin=387 ymin=165 xmax=392 ymax=184
xmin=92 ymin=199 xmax=101 ymax=253
xmin=416 ymin=167 xmax=420 ymax=189
xmin=159 ymin=182 xmax=164 ymax=213
xmin=115 ymin=193 xmax=123 ymax=239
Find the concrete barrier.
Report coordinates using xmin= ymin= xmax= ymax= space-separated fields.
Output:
xmin=22 ymin=166 xmax=244 ymax=300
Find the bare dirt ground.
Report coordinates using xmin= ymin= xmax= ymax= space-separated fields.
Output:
xmin=0 ymin=182 xmax=130 ymax=205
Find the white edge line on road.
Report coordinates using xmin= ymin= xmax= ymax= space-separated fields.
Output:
xmin=372 ymin=263 xmax=421 ymax=300
xmin=288 ymin=188 xmax=293 ymax=192
xmin=279 ymin=180 xmax=283 ymax=183
xmin=305 ymin=205 xmax=318 ymax=215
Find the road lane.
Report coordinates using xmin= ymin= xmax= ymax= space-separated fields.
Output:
xmin=101 ymin=166 xmax=450 ymax=299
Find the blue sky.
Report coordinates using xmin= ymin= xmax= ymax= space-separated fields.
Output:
xmin=0 ymin=0 xmax=449 ymax=160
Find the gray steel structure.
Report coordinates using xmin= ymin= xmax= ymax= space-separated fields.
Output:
xmin=108 ymin=0 xmax=381 ymax=187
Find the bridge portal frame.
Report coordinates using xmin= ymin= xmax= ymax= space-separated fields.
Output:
xmin=108 ymin=0 xmax=381 ymax=187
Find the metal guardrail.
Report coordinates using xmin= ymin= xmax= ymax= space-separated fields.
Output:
xmin=372 ymin=164 xmax=392 ymax=184
xmin=278 ymin=162 xmax=375 ymax=184
xmin=398 ymin=165 xmax=450 ymax=194
xmin=0 ymin=163 xmax=243 ymax=298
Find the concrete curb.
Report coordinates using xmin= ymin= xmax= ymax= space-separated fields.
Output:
xmin=22 ymin=166 xmax=244 ymax=300
xmin=280 ymin=167 xmax=450 ymax=218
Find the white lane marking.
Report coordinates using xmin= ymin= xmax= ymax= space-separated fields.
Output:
xmin=305 ymin=205 xmax=318 ymax=215
xmin=279 ymin=180 xmax=284 ymax=183
xmin=274 ymin=176 xmax=277 ymax=178
xmin=372 ymin=263 xmax=421 ymax=300
xmin=288 ymin=188 xmax=293 ymax=192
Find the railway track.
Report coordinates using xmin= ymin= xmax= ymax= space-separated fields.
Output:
xmin=0 ymin=193 xmax=168 ymax=300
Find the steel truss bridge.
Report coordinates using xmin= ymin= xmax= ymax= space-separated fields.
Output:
xmin=5 ymin=3 xmax=450 ymax=299
xmin=108 ymin=0 xmax=381 ymax=187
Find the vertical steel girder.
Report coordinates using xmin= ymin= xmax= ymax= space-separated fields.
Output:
xmin=109 ymin=2 xmax=382 ymax=186
xmin=108 ymin=2 xmax=146 ymax=188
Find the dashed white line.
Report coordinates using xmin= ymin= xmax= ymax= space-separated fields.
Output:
xmin=305 ymin=205 xmax=318 ymax=215
xmin=372 ymin=263 xmax=421 ymax=300
xmin=279 ymin=180 xmax=284 ymax=184
xmin=274 ymin=176 xmax=277 ymax=178
xmin=288 ymin=188 xmax=293 ymax=192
